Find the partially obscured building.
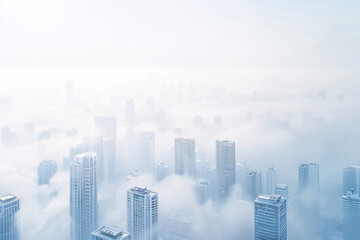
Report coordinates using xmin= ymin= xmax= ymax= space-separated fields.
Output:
xmin=127 ymin=187 xmax=158 ymax=240
xmin=343 ymin=190 xmax=360 ymax=240
xmin=92 ymin=226 xmax=130 ymax=240
xmin=70 ymin=153 xmax=98 ymax=240
xmin=38 ymin=159 xmax=57 ymax=185
xmin=175 ymin=138 xmax=195 ymax=177
xmin=274 ymin=184 xmax=288 ymax=200
xmin=255 ymin=194 xmax=287 ymax=240
xmin=216 ymin=140 xmax=235 ymax=202
xmin=0 ymin=194 xmax=20 ymax=240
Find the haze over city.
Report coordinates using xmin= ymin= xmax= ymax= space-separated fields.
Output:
xmin=1 ymin=1 xmax=360 ymax=240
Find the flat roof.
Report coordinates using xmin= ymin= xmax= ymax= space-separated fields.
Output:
xmin=256 ymin=194 xmax=283 ymax=205
xmin=129 ymin=186 xmax=157 ymax=197
xmin=0 ymin=194 xmax=17 ymax=204
xmin=275 ymin=184 xmax=288 ymax=190
xmin=92 ymin=226 xmax=130 ymax=240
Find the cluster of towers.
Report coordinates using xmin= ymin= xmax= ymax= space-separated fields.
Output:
xmin=2 ymin=118 xmax=360 ymax=240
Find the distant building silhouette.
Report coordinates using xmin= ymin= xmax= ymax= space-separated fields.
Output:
xmin=175 ymin=138 xmax=195 ymax=177
xmin=38 ymin=159 xmax=57 ymax=185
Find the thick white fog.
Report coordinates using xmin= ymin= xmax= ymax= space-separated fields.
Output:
xmin=1 ymin=0 xmax=360 ymax=239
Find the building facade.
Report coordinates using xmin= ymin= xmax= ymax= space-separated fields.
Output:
xmin=0 ymin=195 xmax=20 ymax=240
xmin=174 ymin=138 xmax=195 ymax=177
xmin=70 ymin=152 xmax=98 ymax=240
xmin=255 ymin=194 xmax=287 ymax=240
xmin=216 ymin=140 xmax=235 ymax=202
xmin=127 ymin=187 xmax=158 ymax=240
xmin=343 ymin=190 xmax=360 ymax=240
xmin=38 ymin=159 xmax=57 ymax=185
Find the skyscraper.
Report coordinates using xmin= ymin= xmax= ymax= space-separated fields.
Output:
xmin=274 ymin=184 xmax=288 ymax=200
xmin=255 ymin=194 xmax=287 ymax=240
xmin=37 ymin=159 xmax=57 ymax=185
xmin=236 ymin=162 xmax=250 ymax=186
xmin=156 ymin=161 xmax=170 ymax=181
xmin=216 ymin=140 xmax=235 ymax=202
xmin=139 ymin=132 xmax=155 ymax=174
xmin=264 ymin=167 xmax=277 ymax=195
xmin=0 ymin=194 xmax=20 ymax=240
xmin=92 ymin=226 xmax=131 ymax=240
xmin=298 ymin=163 xmax=319 ymax=217
xmin=70 ymin=152 xmax=98 ymax=240
xmin=103 ymin=138 xmax=116 ymax=183
xmin=127 ymin=187 xmax=158 ymax=240
xmin=174 ymin=137 xmax=195 ymax=177
xmin=343 ymin=190 xmax=360 ymax=240
xmin=194 ymin=178 xmax=209 ymax=205
xmin=245 ymin=171 xmax=262 ymax=201
xmin=343 ymin=166 xmax=360 ymax=194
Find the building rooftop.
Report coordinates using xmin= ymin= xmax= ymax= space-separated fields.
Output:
xmin=0 ymin=194 xmax=18 ymax=204
xmin=256 ymin=194 xmax=283 ymax=205
xmin=275 ymin=184 xmax=288 ymax=190
xmin=247 ymin=171 xmax=260 ymax=176
xmin=129 ymin=186 xmax=157 ymax=197
xmin=92 ymin=226 xmax=130 ymax=240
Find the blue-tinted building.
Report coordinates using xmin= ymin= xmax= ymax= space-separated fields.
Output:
xmin=139 ymin=132 xmax=155 ymax=174
xmin=216 ymin=140 xmax=235 ymax=202
xmin=245 ymin=171 xmax=262 ymax=201
xmin=255 ymin=194 xmax=287 ymax=240
xmin=127 ymin=187 xmax=158 ymax=240
xmin=343 ymin=166 xmax=360 ymax=194
xmin=92 ymin=226 xmax=130 ymax=240
xmin=274 ymin=184 xmax=288 ymax=200
xmin=175 ymin=138 xmax=195 ymax=177
xmin=38 ymin=159 xmax=57 ymax=185
xmin=0 ymin=194 xmax=20 ymax=240
xmin=70 ymin=152 xmax=98 ymax=240
xmin=343 ymin=190 xmax=360 ymax=240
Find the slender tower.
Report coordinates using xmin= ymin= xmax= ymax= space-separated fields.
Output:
xmin=127 ymin=187 xmax=158 ymax=240
xmin=70 ymin=152 xmax=98 ymax=240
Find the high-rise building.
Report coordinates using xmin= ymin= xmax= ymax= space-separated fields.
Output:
xmin=38 ymin=159 xmax=57 ymax=185
xmin=174 ymin=138 xmax=195 ymax=177
xmin=255 ymin=194 xmax=287 ymax=240
xmin=125 ymin=99 xmax=137 ymax=127
xmin=264 ymin=167 xmax=277 ymax=195
xmin=343 ymin=190 xmax=360 ymax=240
xmin=163 ymin=213 xmax=193 ymax=240
xmin=0 ymin=194 xmax=20 ymax=240
xmin=298 ymin=163 xmax=319 ymax=216
xmin=206 ymin=166 xmax=217 ymax=201
xmin=94 ymin=117 xmax=117 ymax=144
xmin=139 ymin=132 xmax=155 ymax=174
xmin=103 ymin=138 xmax=116 ymax=183
xmin=216 ymin=140 xmax=235 ymax=202
xmin=274 ymin=184 xmax=288 ymax=200
xmin=236 ymin=162 xmax=250 ymax=186
xmin=194 ymin=178 xmax=209 ymax=205
xmin=70 ymin=152 xmax=98 ymax=240
xmin=127 ymin=187 xmax=158 ymax=240
xmin=245 ymin=171 xmax=262 ymax=201
xmin=64 ymin=144 xmax=84 ymax=171
xmin=92 ymin=226 xmax=131 ymax=240
xmin=343 ymin=166 xmax=360 ymax=194
xmin=156 ymin=161 xmax=170 ymax=181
